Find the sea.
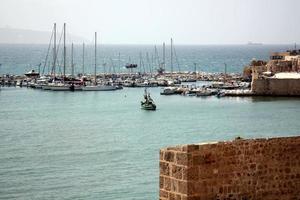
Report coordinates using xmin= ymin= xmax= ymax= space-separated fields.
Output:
xmin=0 ymin=44 xmax=300 ymax=200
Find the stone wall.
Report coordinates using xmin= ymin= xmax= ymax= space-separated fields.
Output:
xmin=159 ymin=136 xmax=300 ymax=200
xmin=251 ymin=78 xmax=300 ymax=96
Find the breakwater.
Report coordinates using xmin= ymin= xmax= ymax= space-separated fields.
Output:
xmin=252 ymin=78 xmax=300 ymax=96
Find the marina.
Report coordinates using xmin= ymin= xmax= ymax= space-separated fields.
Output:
xmin=2 ymin=24 xmax=299 ymax=98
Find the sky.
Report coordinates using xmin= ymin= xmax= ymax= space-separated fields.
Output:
xmin=0 ymin=0 xmax=300 ymax=44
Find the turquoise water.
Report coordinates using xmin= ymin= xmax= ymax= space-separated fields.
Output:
xmin=1 ymin=44 xmax=300 ymax=199
xmin=0 ymin=44 xmax=296 ymax=75
xmin=0 ymin=86 xmax=300 ymax=199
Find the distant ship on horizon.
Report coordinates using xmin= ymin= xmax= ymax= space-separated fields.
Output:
xmin=247 ymin=41 xmax=263 ymax=45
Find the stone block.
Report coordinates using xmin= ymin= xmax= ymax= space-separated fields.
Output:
xmin=176 ymin=152 xmax=189 ymax=166
xmin=160 ymin=161 xmax=170 ymax=176
xmin=164 ymin=151 xmax=175 ymax=162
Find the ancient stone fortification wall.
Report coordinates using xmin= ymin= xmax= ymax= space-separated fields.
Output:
xmin=252 ymin=78 xmax=300 ymax=96
xmin=159 ymin=136 xmax=300 ymax=200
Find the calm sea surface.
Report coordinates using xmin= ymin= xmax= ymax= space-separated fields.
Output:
xmin=0 ymin=44 xmax=296 ymax=75
xmin=0 ymin=45 xmax=300 ymax=199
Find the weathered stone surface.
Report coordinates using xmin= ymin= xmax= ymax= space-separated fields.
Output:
xmin=164 ymin=151 xmax=175 ymax=162
xmin=159 ymin=136 xmax=300 ymax=200
xmin=176 ymin=152 xmax=189 ymax=166
xmin=252 ymin=78 xmax=300 ymax=96
xmin=171 ymin=164 xmax=183 ymax=179
xmin=160 ymin=161 xmax=170 ymax=176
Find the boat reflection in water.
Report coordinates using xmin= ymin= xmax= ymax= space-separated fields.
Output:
xmin=141 ymin=89 xmax=156 ymax=110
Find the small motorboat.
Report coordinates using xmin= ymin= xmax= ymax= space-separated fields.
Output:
xmin=160 ymin=87 xmax=176 ymax=95
xmin=141 ymin=89 xmax=156 ymax=110
xmin=196 ymin=89 xmax=213 ymax=97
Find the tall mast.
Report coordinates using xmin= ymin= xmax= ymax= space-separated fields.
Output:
xmin=112 ymin=58 xmax=115 ymax=73
xmin=151 ymin=54 xmax=154 ymax=75
xmin=94 ymin=32 xmax=97 ymax=84
xmin=71 ymin=43 xmax=74 ymax=77
xmin=171 ymin=38 xmax=173 ymax=76
xmin=63 ymin=23 xmax=66 ymax=80
xmin=53 ymin=23 xmax=57 ymax=78
xmin=163 ymin=42 xmax=165 ymax=70
xmin=82 ymin=43 xmax=85 ymax=75
xmin=139 ymin=52 xmax=142 ymax=74
xmin=146 ymin=52 xmax=151 ymax=76
xmin=154 ymin=45 xmax=160 ymax=67
xmin=118 ymin=52 xmax=121 ymax=73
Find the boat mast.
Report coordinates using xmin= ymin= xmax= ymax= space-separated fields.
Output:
xmin=53 ymin=23 xmax=57 ymax=79
xmin=154 ymin=45 xmax=161 ymax=69
xmin=94 ymin=32 xmax=97 ymax=85
xmin=82 ymin=43 xmax=85 ymax=75
xmin=112 ymin=58 xmax=115 ymax=73
xmin=163 ymin=42 xmax=165 ymax=70
xmin=38 ymin=63 xmax=41 ymax=75
xmin=151 ymin=53 xmax=154 ymax=75
xmin=118 ymin=52 xmax=121 ymax=73
xmin=146 ymin=52 xmax=151 ymax=76
xmin=63 ymin=23 xmax=66 ymax=81
xmin=139 ymin=52 xmax=142 ymax=74
xmin=71 ymin=43 xmax=74 ymax=77
xmin=171 ymin=38 xmax=173 ymax=77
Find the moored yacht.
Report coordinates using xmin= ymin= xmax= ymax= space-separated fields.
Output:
xmin=160 ymin=87 xmax=176 ymax=95
xmin=82 ymin=84 xmax=116 ymax=91
xmin=81 ymin=32 xmax=117 ymax=92
xmin=48 ymin=82 xmax=70 ymax=91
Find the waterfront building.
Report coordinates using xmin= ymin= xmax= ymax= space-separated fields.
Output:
xmin=245 ymin=49 xmax=300 ymax=95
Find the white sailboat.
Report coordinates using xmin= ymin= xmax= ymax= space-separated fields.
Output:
xmin=49 ymin=23 xmax=70 ymax=91
xmin=82 ymin=32 xmax=116 ymax=91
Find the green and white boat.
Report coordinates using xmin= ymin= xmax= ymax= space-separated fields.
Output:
xmin=141 ymin=89 xmax=156 ymax=110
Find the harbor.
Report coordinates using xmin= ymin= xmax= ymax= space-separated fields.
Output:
xmin=1 ymin=0 xmax=300 ymax=199
xmin=2 ymin=24 xmax=300 ymax=98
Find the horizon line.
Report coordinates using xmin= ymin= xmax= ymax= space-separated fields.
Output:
xmin=0 ymin=42 xmax=298 ymax=46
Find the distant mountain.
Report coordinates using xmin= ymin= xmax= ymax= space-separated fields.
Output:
xmin=0 ymin=27 xmax=86 ymax=44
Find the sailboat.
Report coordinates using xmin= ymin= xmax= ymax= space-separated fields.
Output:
xmin=48 ymin=23 xmax=70 ymax=91
xmin=82 ymin=32 xmax=116 ymax=91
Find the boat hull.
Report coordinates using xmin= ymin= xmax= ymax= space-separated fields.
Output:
xmin=141 ymin=103 xmax=156 ymax=110
xmin=42 ymin=85 xmax=51 ymax=90
xmin=49 ymin=86 xmax=70 ymax=91
xmin=82 ymin=85 xmax=116 ymax=91
xmin=141 ymin=105 xmax=156 ymax=110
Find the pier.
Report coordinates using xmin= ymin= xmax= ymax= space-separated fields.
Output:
xmin=0 ymin=71 xmax=248 ymax=94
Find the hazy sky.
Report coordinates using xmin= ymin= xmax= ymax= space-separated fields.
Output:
xmin=0 ymin=0 xmax=299 ymax=44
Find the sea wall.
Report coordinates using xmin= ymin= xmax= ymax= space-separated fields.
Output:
xmin=252 ymin=78 xmax=300 ymax=96
xmin=159 ymin=136 xmax=300 ymax=200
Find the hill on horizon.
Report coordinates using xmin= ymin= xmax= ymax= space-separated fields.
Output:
xmin=0 ymin=27 xmax=86 ymax=44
